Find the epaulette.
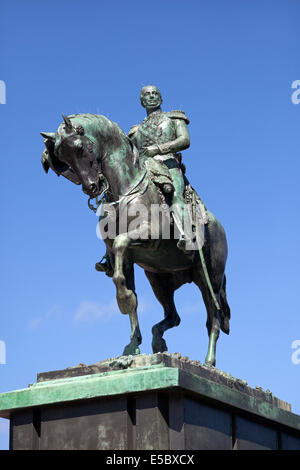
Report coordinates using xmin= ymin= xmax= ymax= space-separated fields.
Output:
xmin=166 ymin=110 xmax=189 ymax=125
xmin=128 ymin=124 xmax=139 ymax=137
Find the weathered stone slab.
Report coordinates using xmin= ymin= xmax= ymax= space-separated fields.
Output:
xmin=36 ymin=352 xmax=291 ymax=412
xmin=1 ymin=353 xmax=300 ymax=450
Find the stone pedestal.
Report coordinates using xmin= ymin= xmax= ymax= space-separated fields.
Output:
xmin=0 ymin=353 xmax=300 ymax=450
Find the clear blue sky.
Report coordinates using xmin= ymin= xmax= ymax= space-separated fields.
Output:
xmin=0 ymin=0 xmax=299 ymax=450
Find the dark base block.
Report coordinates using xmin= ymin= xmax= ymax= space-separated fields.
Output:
xmin=2 ymin=353 xmax=300 ymax=450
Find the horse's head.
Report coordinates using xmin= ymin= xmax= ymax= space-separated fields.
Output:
xmin=41 ymin=114 xmax=105 ymax=198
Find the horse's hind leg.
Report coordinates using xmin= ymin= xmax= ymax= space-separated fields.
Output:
xmin=204 ymin=291 xmax=221 ymax=367
xmin=220 ymin=274 xmax=230 ymax=334
xmin=193 ymin=265 xmax=222 ymax=367
xmin=193 ymin=212 xmax=230 ymax=366
xmin=145 ymin=271 xmax=181 ymax=353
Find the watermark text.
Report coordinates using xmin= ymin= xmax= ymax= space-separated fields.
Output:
xmin=291 ymin=340 xmax=300 ymax=365
xmin=0 ymin=340 xmax=6 ymax=364
xmin=95 ymin=202 xmax=206 ymax=250
xmin=291 ymin=80 xmax=300 ymax=104
xmin=0 ymin=80 xmax=6 ymax=104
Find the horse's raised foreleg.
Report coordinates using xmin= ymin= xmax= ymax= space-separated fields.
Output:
xmin=113 ymin=232 xmax=138 ymax=315
xmin=113 ymin=238 xmax=142 ymax=355
xmin=112 ymin=225 xmax=149 ymax=355
xmin=145 ymin=271 xmax=181 ymax=353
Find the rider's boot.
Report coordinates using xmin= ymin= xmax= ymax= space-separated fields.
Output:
xmin=95 ymin=253 xmax=114 ymax=277
xmin=171 ymin=201 xmax=195 ymax=257
xmin=168 ymin=167 xmax=195 ymax=257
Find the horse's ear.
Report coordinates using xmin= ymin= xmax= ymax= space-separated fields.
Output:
xmin=41 ymin=132 xmax=56 ymax=142
xmin=62 ymin=114 xmax=73 ymax=129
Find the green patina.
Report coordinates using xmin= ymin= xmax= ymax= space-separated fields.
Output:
xmin=41 ymin=87 xmax=230 ymax=367
xmin=0 ymin=365 xmax=177 ymax=418
xmin=1 ymin=363 xmax=300 ymax=433
xmin=178 ymin=369 xmax=300 ymax=431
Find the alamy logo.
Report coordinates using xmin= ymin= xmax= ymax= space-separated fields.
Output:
xmin=291 ymin=80 xmax=300 ymax=105
xmin=0 ymin=80 xmax=6 ymax=104
xmin=95 ymin=202 xmax=206 ymax=250
xmin=0 ymin=340 xmax=6 ymax=364
xmin=291 ymin=340 xmax=300 ymax=365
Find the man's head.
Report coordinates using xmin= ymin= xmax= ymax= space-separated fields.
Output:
xmin=140 ymin=85 xmax=162 ymax=110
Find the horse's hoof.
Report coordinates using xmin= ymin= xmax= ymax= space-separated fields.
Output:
xmin=205 ymin=358 xmax=216 ymax=368
xmin=123 ymin=343 xmax=140 ymax=356
xmin=152 ymin=337 xmax=168 ymax=354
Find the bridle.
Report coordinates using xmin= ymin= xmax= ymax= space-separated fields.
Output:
xmin=57 ymin=115 xmax=109 ymax=213
xmin=58 ymin=114 xmax=148 ymax=214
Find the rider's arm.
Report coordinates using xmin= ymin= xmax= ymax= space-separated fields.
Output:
xmin=157 ymin=119 xmax=190 ymax=155
xmin=128 ymin=125 xmax=139 ymax=147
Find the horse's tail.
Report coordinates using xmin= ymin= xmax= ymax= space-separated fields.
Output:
xmin=220 ymin=274 xmax=231 ymax=334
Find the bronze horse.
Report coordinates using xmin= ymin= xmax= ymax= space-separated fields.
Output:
xmin=41 ymin=113 xmax=230 ymax=366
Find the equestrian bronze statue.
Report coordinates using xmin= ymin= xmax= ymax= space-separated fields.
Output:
xmin=41 ymin=85 xmax=230 ymax=367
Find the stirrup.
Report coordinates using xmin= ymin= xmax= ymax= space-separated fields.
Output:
xmin=95 ymin=261 xmax=107 ymax=272
xmin=95 ymin=256 xmax=114 ymax=277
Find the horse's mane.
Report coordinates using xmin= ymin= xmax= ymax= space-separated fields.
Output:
xmin=65 ymin=113 xmax=139 ymax=167
xmin=67 ymin=113 xmax=128 ymax=140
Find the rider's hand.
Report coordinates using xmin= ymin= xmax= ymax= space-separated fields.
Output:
xmin=140 ymin=145 xmax=159 ymax=158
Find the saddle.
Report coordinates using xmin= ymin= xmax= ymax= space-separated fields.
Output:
xmin=144 ymin=156 xmax=175 ymax=195
xmin=144 ymin=156 xmax=208 ymax=251
xmin=183 ymin=182 xmax=208 ymax=251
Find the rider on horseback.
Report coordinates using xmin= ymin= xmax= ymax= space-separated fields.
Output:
xmin=96 ymin=85 xmax=193 ymax=275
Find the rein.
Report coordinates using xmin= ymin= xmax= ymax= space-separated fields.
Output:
xmin=58 ymin=115 xmax=148 ymax=215
xmin=87 ymin=173 xmax=110 ymax=213
xmin=88 ymin=169 xmax=148 ymax=214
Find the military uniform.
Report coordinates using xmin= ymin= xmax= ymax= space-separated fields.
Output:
xmin=128 ymin=109 xmax=190 ymax=246
xmin=129 ymin=109 xmax=189 ymax=150
xmin=95 ymin=107 xmax=192 ymax=274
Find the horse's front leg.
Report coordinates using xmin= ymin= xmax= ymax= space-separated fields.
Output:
xmin=113 ymin=233 xmax=137 ymax=315
xmin=112 ymin=226 xmax=148 ymax=355
xmin=122 ymin=261 xmax=142 ymax=356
